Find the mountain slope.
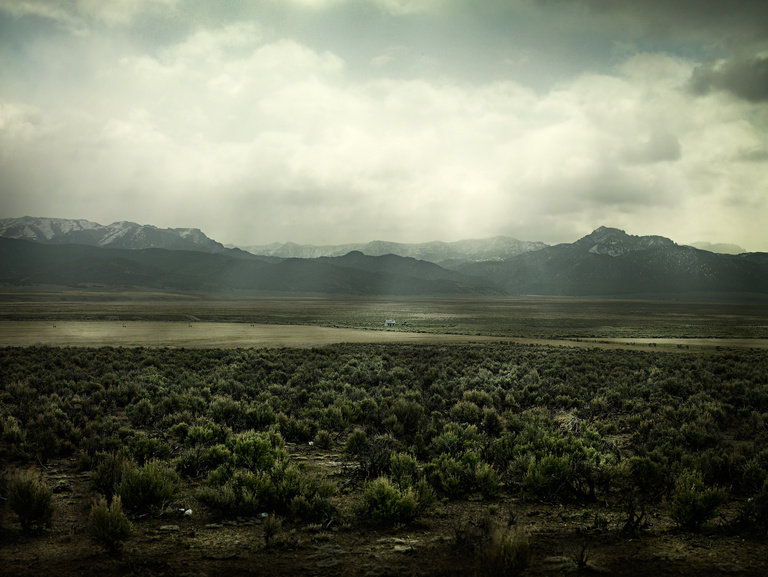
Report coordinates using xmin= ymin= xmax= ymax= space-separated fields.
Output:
xmin=0 ymin=216 xmax=260 ymax=259
xmin=0 ymin=237 xmax=501 ymax=296
xmin=240 ymin=236 xmax=548 ymax=263
xmin=459 ymin=227 xmax=768 ymax=296
xmin=2 ymin=219 xmax=765 ymax=298
xmin=573 ymin=226 xmax=675 ymax=256
xmin=315 ymin=251 xmax=492 ymax=288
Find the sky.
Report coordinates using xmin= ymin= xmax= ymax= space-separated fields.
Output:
xmin=1 ymin=1 xmax=767 ymax=250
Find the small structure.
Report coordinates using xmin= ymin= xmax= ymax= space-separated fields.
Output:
xmin=384 ymin=319 xmax=396 ymax=327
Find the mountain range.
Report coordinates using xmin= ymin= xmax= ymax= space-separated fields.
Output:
xmin=1 ymin=217 xmax=766 ymax=298
xmin=238 ymin=237 xmax=549 ymax=263
xmin=457 ymin=227 xmax=768 ymax=296
xmin=0 ymin=216 xmax=257 ymax=259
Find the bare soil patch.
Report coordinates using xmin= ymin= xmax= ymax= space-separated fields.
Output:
xmin=0 ymin=321 xmax=508 ymax=348
xmin=2 ymin=320 xmax=767 ymax=351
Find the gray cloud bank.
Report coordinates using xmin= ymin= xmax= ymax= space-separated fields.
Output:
xmin=0 ymin=0 xmax=767 ymax=251
xmin=690 ymin=56 xmax=768 ymax=103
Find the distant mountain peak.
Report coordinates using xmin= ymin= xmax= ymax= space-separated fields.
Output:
xmin=240 ymin=236 xmax=548 ymax=264
xmin=690 ymin=241 xmax=746 ymax=255
xmin=593 ymin=225 xmax=620 ymax=233
xmin=575 ymin=227 xmax=675 ymax=256
xmin=0 ymin=216 xmax=233 ymax=255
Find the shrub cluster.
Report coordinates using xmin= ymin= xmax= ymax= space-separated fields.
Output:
xmin=1 ymin=344 xmax=768 ymax=535
xmin=196 ymin=430 xmax=336 ymax=521
xmin=88 ymin=496 xmax=133 ymax=553
xmin=7 ymin=468 xmax=54 ymax=532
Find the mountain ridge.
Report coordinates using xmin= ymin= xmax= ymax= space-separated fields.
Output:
xmin=236 ymin=236 xmax=549 ymax=263
xmin=458 ymin=230 xmax=768 ymax=296
xmin=0 ymin=236 xmax=501 ymax=296
xmin=1 ymin=217 xmax=766 ymax=298
xmin=0 ymin=216 xmax=259 ymax=259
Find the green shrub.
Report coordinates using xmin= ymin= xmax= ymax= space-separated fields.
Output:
xmin=128 ymin=433 xmax=173 ymax=464
xmin=520 ymin=448 xmax=612 ymax=503
xmin=352 ymin=433 xmax=397 ymax=480
xmin=482 ymin=408 xmax=504 ymax=436
xmin=277 ymin=414 xmax=317 ymax=443
xmin=88 ymin=496 xmax=133 ymax=553
xmin=668 ymin=470 xmax=727 ymax=531
xmin=429 ymin=423 xmax=481 ymax=458
xmin=176 ymin=444 xmax=232 ymax=478
xmin=733 ymin=478 xmax=768 ymax=533
xmin=613 ymin=456 xmax=669 ymax=535
xmin=2 ymin=415 xmax=26 ymax=448
xmin=313 ymin=429 xmax=333 ymax=449
xmin=198 ymin=481 xmax=240 ymax=513
xmin=390 ymin=452 xmax=419 ymax=489
xmin=199 ymin=460 xmax=336 ymax=521
xmin=263 ymin=514 xmax=283 ymax=547
xmin=126 ymin=398 xmax=154 ymax=427
xmin=231 ymin=430 xmax=286 ymax=470
xmin=288 ymin=492 xmax=336 ymax=520
xmin=476 ymin=528 xmax=531 ymax=577
xmin=91 ymin=452 xmax=130 ymax=502
xmin=476 ymin=462 xmax=501 ymax=500
xmin=425 ymin=452 xmax=480 ymax=499
xmin=7 ymin=468 xmax=54 ymax=532
xmin=168 ymin=422 xmax=190 ymax=442
xmin=27 ymin=409 xmax=74 ymax=461
xmin=118 ymin=461 xmax=179 ymax=514
xmin=451 ymin=401 xmax=482 ymax=425
xmin=343 ymin=428 xmax=369 ymax=456
xmin=359 ymin=476 xmax=419 ymax=525
xmin=186 ymin=422 xmax=231 ymax=446
xmin=411 ymin=478 xmax=437 ymax=513
xmin=390 ymin=399 xmax=424 ymax=440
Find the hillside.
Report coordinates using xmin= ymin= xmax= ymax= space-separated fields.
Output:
xmin=315 ymin=251 xmax=491 ymax=288
xmin=0 ymin=237 xmax=501 ymax=296
xmin=0 ymin=216 xmax=258 ymax=259
xmin=240 ymin=236 xmax=548 ymax=263
xmin=459 ymin=227 xmax=768 ymax=297
xmin=2 ymin=220 xmax=766 ymax=298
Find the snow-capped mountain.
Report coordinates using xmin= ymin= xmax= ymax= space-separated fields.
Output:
xmin=0 ymin=217 xmax=235 ymax=254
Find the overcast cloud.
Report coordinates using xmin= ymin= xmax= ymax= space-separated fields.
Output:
xmin=1 ymin=0 xmax=767 ymax=249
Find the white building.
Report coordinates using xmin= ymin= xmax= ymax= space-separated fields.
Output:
xmin=384 ymin=319 xmax=396 ymax=327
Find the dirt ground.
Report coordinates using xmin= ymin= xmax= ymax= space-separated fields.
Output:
xmin=2 ymin=445 xmax=767 ymax=577
xmin=1 ymin=321 xmax=766 ymax=352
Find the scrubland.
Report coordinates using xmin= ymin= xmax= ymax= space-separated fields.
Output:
xmin=1 ymin=291 xmax=768 ymax=576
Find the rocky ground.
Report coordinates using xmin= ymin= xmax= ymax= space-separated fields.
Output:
xmin=2 ymin=446 xmax=767 ymax=577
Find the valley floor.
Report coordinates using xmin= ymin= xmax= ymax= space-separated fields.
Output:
xmin=1 ymin=320 xmax=768 ymax=351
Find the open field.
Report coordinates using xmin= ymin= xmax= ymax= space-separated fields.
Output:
xmin=0 ymin=320 xmax=509 ymax=348
xmin=2 ymin=288 xmax=768 ymax=341
xmin=1 ymin=321 xmax=768 ymax=351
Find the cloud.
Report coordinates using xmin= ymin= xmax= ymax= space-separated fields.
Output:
xmin=1 ymin=10 xmax=767 ymax=249
xmin=689 ymin=54 xmax=768 ymax=102
xmin=542 ymin=0 xmax=768 ymax=44
xmin=0 ymin=0 xmax=87 ymax=33
xmin=285 ymin=0 xmax=445 ymax=15
xmin=621 ymin=131 xmax=682 ymax=164
xmin=0 ymin=0 xmax=179 ymax=33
